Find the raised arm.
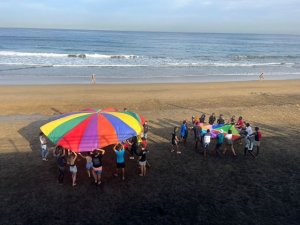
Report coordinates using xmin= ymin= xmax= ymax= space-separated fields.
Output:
xmin=113 ymin=144 xmax=118 ymax=151
xmin=74 ymin=152 xmax=78 ymax=160
xmin=97 ymin=149 xmax=105 ymax=155
xmin=78 ymin=153 xmax=86 ymax=159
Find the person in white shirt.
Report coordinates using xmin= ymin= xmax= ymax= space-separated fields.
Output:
xmin=39 ymin=132 xmax=48 ymax=161
xmin=244 ymin=123 xmax=255 ymax=158
xmin=245 ymin=123 xmax=253 ymax=137
xmin=203 ymin=129 xmax=211 ymax=158
xmin=222 ymin=130 xmax=237 ymax=157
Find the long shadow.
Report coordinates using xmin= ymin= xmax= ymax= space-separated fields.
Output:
xmin=51 ymin=107 xmax=63 ymax=115
xmin=18 ymin=117 xmax=55 ymax=152
xmin=166 ymin=103 xmax=206 ymax=114
xmin=1 ymin=132 xmax=299 ymax=225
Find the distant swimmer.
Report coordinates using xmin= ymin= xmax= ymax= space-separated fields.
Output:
xmin=91 ymin=74 xmax=96 ymax=84
xmin=259 ymin=73 xmax=265 ymax=80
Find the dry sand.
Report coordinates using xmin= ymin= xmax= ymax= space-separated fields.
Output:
xmin=0 ymin=80 xmax=299 ymax=225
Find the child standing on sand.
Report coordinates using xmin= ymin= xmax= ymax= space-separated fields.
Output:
xmin=67 ymin=150 xmax=78 ymax=187
xmin=180 ymin=120 xmax=188 ymax=146
xmin=252 ymin=127 xmax=262 ymax=156
xmin=171 ymin=127 xmax=180 ymax=154
xmin=78 ymin=152 xmax=93 ymax=178
xmin=53 ymin=146 xmax=66 ymax=184
xmin=138 ymin=144 xmax=148 ymax=176
xmin=223 ymin=130 xmax=237 ymax=156
xmin=91 ymin=149 xmax=105 ymax=185
xmin=194 ymin=123 xmax=202 ymax=151
xmin=215 ymin=129 xmax=224 ymax=157
xmin=203 ymin=129 xmax=211 ymax=157
xmin=143 ymin=121 xmax=149 ymax=140
xmin=200 ymin=113 xmax=206 ymax=123
xmin=113 ymin=143 xmax=126 ymax=180
xmin=208 ymin=113 xmax=216 ymax=125
xmin=244 ymin=132 xmax=256 ymax=158
xmin=39 ymin=132 xmax=48 ymax=161
xmin=130 ymin=136 xmax=139 ymax=159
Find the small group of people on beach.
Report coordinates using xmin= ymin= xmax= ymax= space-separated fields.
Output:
xmin=171 ymin=113 xmax=262 ymax=158
xmin=39 ymin=121 xmax=150 ymax=187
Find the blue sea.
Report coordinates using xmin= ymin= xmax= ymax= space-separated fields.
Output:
xmin=1 ymin=28 xmax=300 ymax=84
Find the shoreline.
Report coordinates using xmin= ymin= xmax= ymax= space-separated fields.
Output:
xmin=1 ymin=75 xmax=300 ymax=86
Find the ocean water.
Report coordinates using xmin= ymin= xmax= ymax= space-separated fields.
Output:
xmin=1 ymin=28 xmax=300 ymax=84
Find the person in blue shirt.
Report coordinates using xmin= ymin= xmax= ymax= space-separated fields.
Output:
xmin=113 ymin=143 xmax=126 ymax=180
xmin=180 ymin=120 xmax=188 ymax=146
xmin=215 ymin=129 xmax=224 ymax=157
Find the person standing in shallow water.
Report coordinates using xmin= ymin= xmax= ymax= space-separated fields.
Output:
xmin=259 ymin=73 xmax=265 ymax=80
xmin=91 ymin=74 xmax=96 ymax=84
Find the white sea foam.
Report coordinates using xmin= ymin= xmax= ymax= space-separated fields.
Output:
xmin=0 ymin=51 xmax=139 ymax=59
xmin=165 ymin=62 xmax=295 ymax=67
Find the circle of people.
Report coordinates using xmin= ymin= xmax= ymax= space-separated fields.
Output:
xmin=39 ymin=121 xmax=150 ymax=187
xmin=171 ymin=113 xmax=262 ymax=158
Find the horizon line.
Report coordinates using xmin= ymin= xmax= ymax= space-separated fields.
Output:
xmin=0 ymin=26 xmax=299 ymax=37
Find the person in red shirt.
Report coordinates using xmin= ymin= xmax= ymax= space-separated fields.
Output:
xmin=235 ymin=116 xmax=245 ymax=130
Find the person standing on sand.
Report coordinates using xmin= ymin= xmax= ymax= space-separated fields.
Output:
xmin=53 ymin=146 xmax=66 ymax=184
xmin=91 ymin=149 xmax=105 ymax=185
xmin=67 ymin=150 xmax=78 ymax=187
xmin=171 ymin=127 xmax=180 ymax=154
xmin=200 ymin=113 xmax=206 ymax=123
xmin=215 ymin=129 xmax=224 ymax=157
xmin=208 ymin=113 xmax=216 ymax=125
xmin=217 ymin=114 xmax=225 ymax=125
xmin=91 ymin=74 xmax=96 ymax=84
xmin=194 ymin=122 xmax=202 ymax=151
xmin=203 ymin=129 xmax=211 ymax=158
xmin=235 ymin=116 xmax=245 ymax=130
xmin=130 ymin=136 xmax=139 ymax=159
xmin=252 ymin=127 xmax=262 ymax=156
xmin=180 ymin=120 xmax=188 ymax=146
xmin=223 ymin=130 xmax=237 ymax=157
xmin=143 ymin=121 xmax=149 ymax=140
xmin=78 ymin=152 xmax=93 ymax=178
xmin=244 ymin=131 xmax=256 ymax=158
xmin=138 ymin=144 xmax=148 ymax=176
xmin=39 ymin=132 xmax=48 ymax=161
xmin=229 ymin=115 xmax=236 ymax=125
xmin=113 ymin=143 xmax=126 ymax=180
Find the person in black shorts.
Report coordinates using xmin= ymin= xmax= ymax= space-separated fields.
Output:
xmin=113 ymin=143 xmax=126 ymax=180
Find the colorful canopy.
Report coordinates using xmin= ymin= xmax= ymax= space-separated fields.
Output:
xmin=197 ymin=123 xmax=240 ymax=140
xmin=213 ymin=124 xmax=240 ymax=140
xmin=40 ymin=108 xmax=143 ymax=152
xmin=122 ymin=111 xmax=145 ymax=125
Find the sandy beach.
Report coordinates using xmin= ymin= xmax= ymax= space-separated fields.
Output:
xmin=0 ymin=80 xmax=300 ymax=224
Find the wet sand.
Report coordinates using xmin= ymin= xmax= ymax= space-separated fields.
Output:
xmin=0 ymin=80 xmax=299 ymax=225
